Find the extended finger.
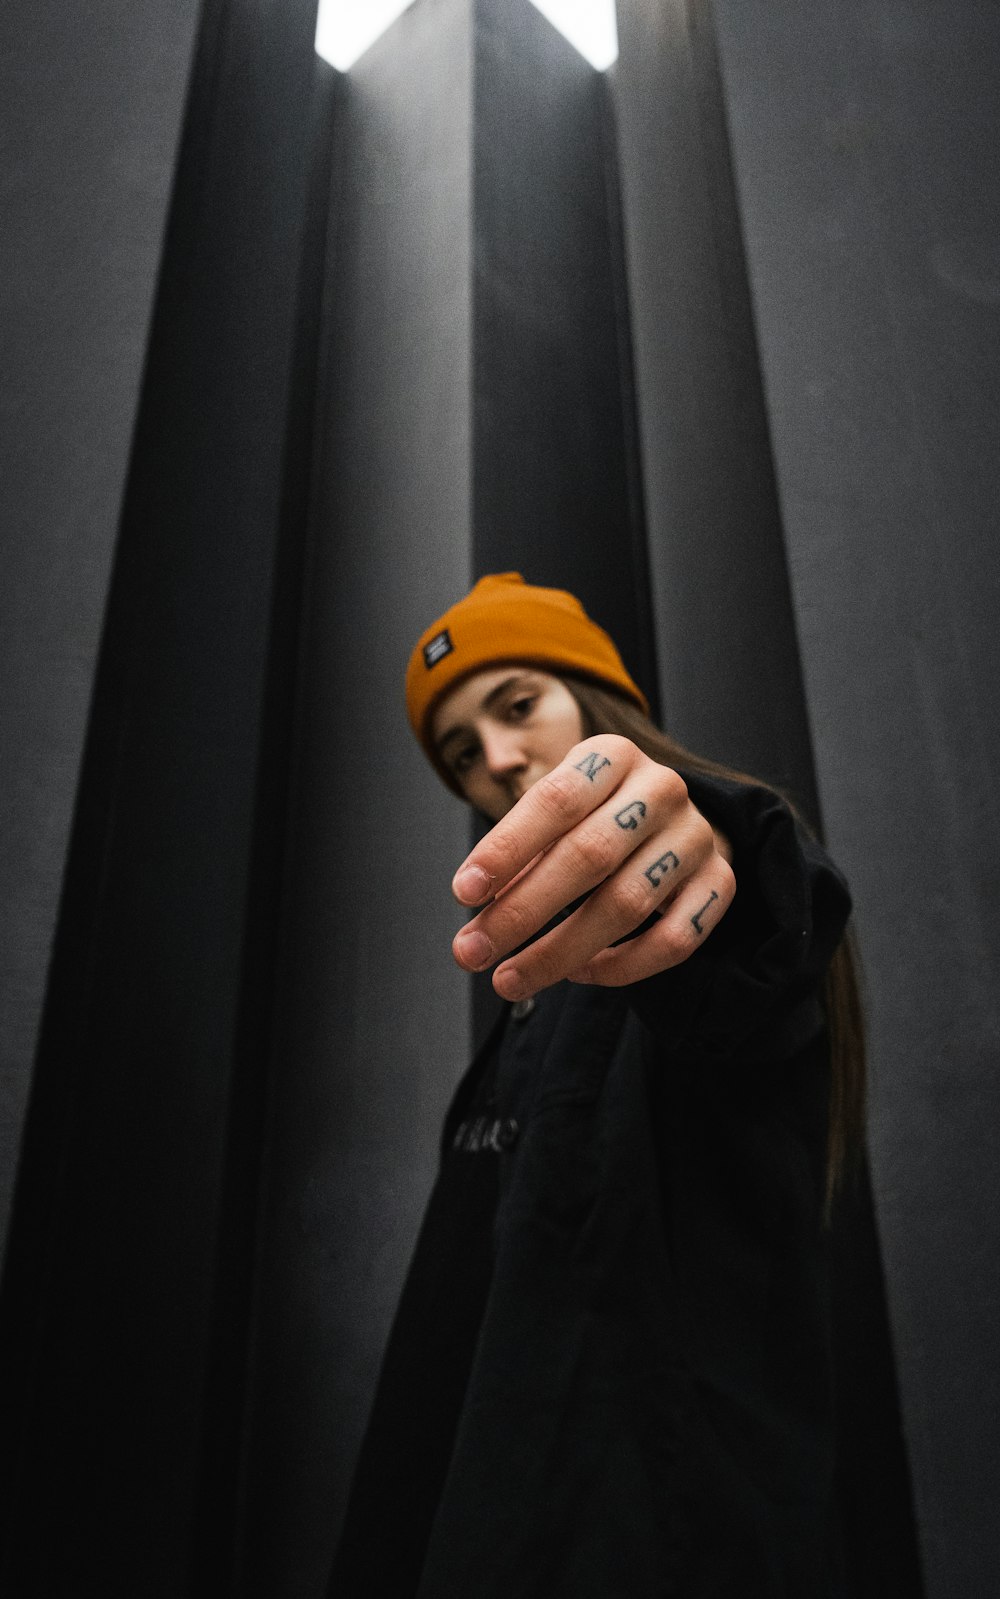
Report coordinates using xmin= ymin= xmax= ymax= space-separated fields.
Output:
xmin=563 ymin=857 xmax=737 ymax=988
xmin=451 ymin=735 xmax=639 ymax=906
xmin=489 ymin=819 xmax=723 ymax=998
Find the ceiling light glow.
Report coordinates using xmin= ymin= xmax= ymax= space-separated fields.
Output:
xmin=527 ymin=0 xmax=618 ymax=70
xmin=315 ymin=0 xmax=619 ymax=74
xmin=315 ymin=0 xmax=418 ymax=72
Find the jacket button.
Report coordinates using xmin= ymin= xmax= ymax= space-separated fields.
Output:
xmin=511 ymin=996 xmax=535 ymax=1020
xmin=496 ymin=1117 xmax=520 ymax=1150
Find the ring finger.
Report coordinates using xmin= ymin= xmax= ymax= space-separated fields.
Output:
xmin=562 ymin=856 xmax=737 ymax=988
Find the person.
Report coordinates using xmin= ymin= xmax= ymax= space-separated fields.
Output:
xmin=327 ymin=572 xmax=864 ymax=1599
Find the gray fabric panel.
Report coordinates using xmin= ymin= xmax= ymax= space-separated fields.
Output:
xmin=0 ymin=0 xmax=326 ymax=1590
xmin=709 ymin=2 xmax=1000 ymax=1593
xmin=238 ymin=2 xmax=475 ymax=1589
xmin=0 ymin=0 xmax=201 ymax=1265
xmin=610 ymin=0 xmax=819 ymax=820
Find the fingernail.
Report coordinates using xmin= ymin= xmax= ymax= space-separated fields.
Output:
xmin=455 ymin=929 xmax=495 ymax=969
xmin=495 ymin=966 xmax=528 ymax=1001
xmin=453 ymin=865 xmax=492 ymax=904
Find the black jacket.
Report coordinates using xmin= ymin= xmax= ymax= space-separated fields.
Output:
xmin=350 ymin=771 xmax=852 ymax=1598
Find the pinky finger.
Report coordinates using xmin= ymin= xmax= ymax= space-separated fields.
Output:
xmin=565 ymin=861 xmax=736 ymax=988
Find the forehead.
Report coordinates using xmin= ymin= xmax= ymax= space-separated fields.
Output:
xmin=431 ymin=665 xmax=552 ymax=743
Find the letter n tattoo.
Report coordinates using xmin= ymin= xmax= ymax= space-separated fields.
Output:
xmin=573 ymin=751 xmax=612 ymax=783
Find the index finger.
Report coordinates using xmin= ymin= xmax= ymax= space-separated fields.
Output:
xmin=451 ymin=735 xmax=637 ymax=905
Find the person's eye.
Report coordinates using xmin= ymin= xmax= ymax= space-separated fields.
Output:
xmin=449 ymin=696 xmax=536 ymax=775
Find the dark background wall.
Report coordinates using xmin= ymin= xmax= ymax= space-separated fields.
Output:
xmin=0 ymin=0 xmax=328 ymax=1592
xmin=610 ymin=0 xmax=819 ymax=821
xmin=0 ymin=0 xmax=202 ymax=1265
xmin=610 ymin=4 xmax=923 ymax=1593
xmin=235 ymin=2 xmax=474 ymax=1590
xmin=705 ymin=4 xmax=1000 ymax=1594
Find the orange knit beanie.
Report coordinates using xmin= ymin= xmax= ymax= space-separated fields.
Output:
xmin=405 ymin=572 xmax=650 ymax=795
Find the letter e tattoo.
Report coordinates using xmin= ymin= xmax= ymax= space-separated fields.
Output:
xmin=644 ymin=850 xmax=680 ymax=889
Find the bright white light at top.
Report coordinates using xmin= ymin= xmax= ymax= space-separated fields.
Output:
xmin=527 ymin=0 xmax=618 ymax=70
xmin=315 ymin=0 xmax=618 ymax=73
xmin=315 ymin=0 xmax=418 ymax=72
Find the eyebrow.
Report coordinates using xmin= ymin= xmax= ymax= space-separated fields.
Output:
xmin=435 ymin=673 xmax=538 ymax=759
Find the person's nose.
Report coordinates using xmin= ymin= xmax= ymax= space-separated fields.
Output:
xmin=480 ymin=724 xmax=528 ymax=782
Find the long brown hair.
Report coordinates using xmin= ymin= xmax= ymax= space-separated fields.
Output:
xmin=558 ymin=671 xmax=866 ymax=1220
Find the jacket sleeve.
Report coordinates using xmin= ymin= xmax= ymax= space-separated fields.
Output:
xmin=623 ymin=768 xmax=852 ymax=1067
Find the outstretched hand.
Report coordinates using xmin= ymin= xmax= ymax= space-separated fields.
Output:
xmin=451 ymin=735 xmax=736 ymax=1001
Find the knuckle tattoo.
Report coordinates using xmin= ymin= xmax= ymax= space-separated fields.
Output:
xmin=643 ymin=850 xmax=680 ymax=890
xmin=690 ymin=889 xmax=720 ymax=936
xmin=571 ymin=750 xmax=613 ymax=784
xmin=614 ymin=799 xmax=647 ymax=832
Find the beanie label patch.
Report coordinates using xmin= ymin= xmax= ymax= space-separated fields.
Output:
xmin=423 ymin=629 xmax=454 ymax=669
